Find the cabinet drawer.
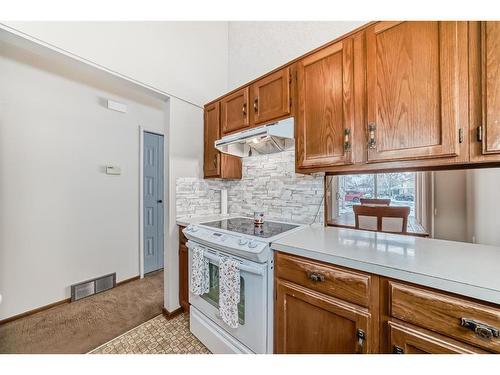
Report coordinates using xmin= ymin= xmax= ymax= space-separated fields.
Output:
xmin=389 ymin=321 xmax=488 ymax=354
xmin=275 ymin=252 xmax=371 ymax=307
xmin=389 ymin=282 xmax=500 ymax=352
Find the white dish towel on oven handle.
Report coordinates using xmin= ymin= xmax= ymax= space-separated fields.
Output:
xmin=190 ymin=245 xmax=209 ymax=295
xmin=219 ymin=256 xmax=240 ymax=329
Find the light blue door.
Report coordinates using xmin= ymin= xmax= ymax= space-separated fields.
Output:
xmin=144 ymin=132 xmax=164 ymax=274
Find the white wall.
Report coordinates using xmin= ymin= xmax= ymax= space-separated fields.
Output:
xmin=0 ymin=40 xmax=165 ymax=320
xmin=3 ymin=22 xmax=229 ymax=106
xmin=164 ymin=97 xmax=204 ymax=310
xmin=227 ymin=21 xmax=366 ymax=89
xmin=1 ymin=21 xmax=228 ymax=315
xmin=433 ymin=170 xmax=468 ymax=242
xmin=466 ymin=168 xmax=500 ymax=247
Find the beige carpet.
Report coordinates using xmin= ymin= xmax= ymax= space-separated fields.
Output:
xmin=0 ymin=270 xmax=164 ymax=354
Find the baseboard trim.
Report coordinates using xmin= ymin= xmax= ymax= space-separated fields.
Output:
xmin=0 ymin=297 xmax=71 ymax=325
xmin=116 ymin=275 xmax=140 ymax=287
xmin=162 ymin=307 xmax=184 ymax=320
xmin=0 ymin=274 xmax=141 ymax=325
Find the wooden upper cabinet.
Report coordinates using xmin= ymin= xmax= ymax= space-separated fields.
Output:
xmin=250 ymin=67 xmax=291 ymax=125
xmin=296 ymin=38 xmax=355 ymax=170
xmin=366 ymin=21 xmax=465 ymax=163
xmin=275 ymin=279 xmax=372 ymax=354
xmin=480 ymin=21 xmax=500 ymax=155
xmin=204 ymin=102 xmax=242 ymax=179
xmin=221 ymin=87 xmax=250 ymax=135
xmin=204 ymin=102 xmax=221 ymax=177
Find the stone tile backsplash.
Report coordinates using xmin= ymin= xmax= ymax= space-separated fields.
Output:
xmin=176 ymin=150 xmax=325 ymax=224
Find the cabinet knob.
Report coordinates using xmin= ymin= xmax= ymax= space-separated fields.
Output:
xmin=254 ymin=98 xmax=259 ymax=113
xmin=242 ymin=103 xmax=247 ymax=116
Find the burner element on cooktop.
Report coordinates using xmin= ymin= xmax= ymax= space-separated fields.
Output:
xmin=201 ymin=217 xmax=299 ymax=239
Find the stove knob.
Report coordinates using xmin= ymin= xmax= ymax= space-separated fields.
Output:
xmin=185 ymin=225 xmax=192 ymax=232
xmin=191 ymin=226 xmax=199 ymax=232
xmin=248 ymin=240 xmax=259 ymax=249
xmin=238 ymin=238 xmax=248 ymax=246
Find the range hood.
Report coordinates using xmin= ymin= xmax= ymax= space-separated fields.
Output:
xmin=215 ymin=118 xmax=294 ymax=157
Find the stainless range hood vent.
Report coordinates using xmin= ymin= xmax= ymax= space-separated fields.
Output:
xmin=215 ymin=117 xmax=294 ymax=157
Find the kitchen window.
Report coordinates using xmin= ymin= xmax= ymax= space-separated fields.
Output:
xmin=326 ymin=172 xmax=431 ymax=235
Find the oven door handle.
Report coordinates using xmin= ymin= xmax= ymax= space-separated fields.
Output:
xmin=187 ymin=242 xmax=264 ymax=276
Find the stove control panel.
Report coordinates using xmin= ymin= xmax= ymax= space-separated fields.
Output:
xmin=184 ymin=225 xmax=268 ymax=254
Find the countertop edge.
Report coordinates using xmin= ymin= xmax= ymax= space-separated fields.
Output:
xmin=271 ymin=242 xmax=500 ymax=305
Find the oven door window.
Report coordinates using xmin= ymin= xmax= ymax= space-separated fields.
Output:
xmin=201 ymin=261 xmax=245 ymax=325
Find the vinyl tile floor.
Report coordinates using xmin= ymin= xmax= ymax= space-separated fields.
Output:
xmin=90 ymin=313 xmax=210 ymax=354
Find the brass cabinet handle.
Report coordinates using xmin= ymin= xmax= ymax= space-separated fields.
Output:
xmin=356 ymin=329 xmax=366 ymax=354
xmin=368 ymin=123 xmax=376 ymax=149
xmin=307 ymin=271 xmax=325 ymax=282
xmin=242 ymin=103 xmax=247 ymax=116
xmin=213 ymin=155 xmax=218 ymax=168
xmin=254 ymin=97 xmax=259 ymax=113
xmin=460 ymin=318 xmax=499 ymax=339
xmin=344 ymin=128 xmax=351 ymax=152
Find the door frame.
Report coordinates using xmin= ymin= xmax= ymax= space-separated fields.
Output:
xmin=139 ymin=126 xmax=166 ymax=278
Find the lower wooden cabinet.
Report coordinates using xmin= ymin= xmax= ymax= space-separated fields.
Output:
xmin=275 ymin=279 xmax=372 ymax=353
xmin=274 ymin=251 xmax=500 ymax=354
xmin=178 ymin=226 xmax=189 ymax=312
xmin=389 ymin=321 xmax=488 ymax=354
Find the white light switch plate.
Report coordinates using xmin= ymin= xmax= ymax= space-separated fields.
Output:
xmin=106 ymin=165 xmax=121 ymax=175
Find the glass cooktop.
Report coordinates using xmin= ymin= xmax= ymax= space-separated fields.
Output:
xmin=201 ymin=217 xmax=299 ymax=239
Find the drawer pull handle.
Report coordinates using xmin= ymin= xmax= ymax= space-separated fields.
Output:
xmin=460 ymin=318 xmax=499 ymax=339
xmin=307 ymin=272 xmax=325 ymax=282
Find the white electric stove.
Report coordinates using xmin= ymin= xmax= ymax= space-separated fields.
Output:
xmin=183 ymin=217 xmax=304 ymax=354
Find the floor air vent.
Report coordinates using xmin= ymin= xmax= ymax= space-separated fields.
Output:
xmin=71 ymin=273 xmax=116 ymax=302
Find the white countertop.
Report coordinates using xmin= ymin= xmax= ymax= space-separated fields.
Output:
xmin=271 ymin=225 xmax=500 ymax=304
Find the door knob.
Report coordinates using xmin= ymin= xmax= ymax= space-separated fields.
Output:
xmin=157 ymin=200 xmax=163 ymax=203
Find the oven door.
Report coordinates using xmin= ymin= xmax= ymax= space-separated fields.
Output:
xmin=187 ymin=241 xmax=268 ymax=353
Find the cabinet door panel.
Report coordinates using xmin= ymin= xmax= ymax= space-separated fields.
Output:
xmin=275 ymin=279 xmax=371 ymax=354
xmin=482 ymin=21 xmax=500 ymax=154
xmin=296 ymin=38 xmax=354 ymax=169
xmin=204 ymin=102 xmax=221 ymax=177
xmin=251 ymin=67 xmax=291 ymax=125
xmin=221 ymin=87 xmax=249 ymax=135
xmin=367 ymin=21 xmax=463 ymax=162
xmin=389 ymin=321 xmax=488 ymax=354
